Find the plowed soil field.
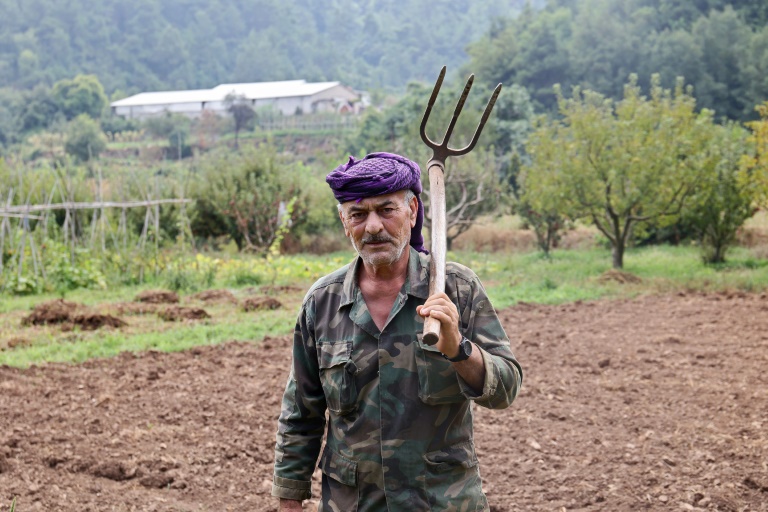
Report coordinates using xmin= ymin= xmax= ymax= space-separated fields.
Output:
xmin=1 ymin=292 xmax=767 ymax=511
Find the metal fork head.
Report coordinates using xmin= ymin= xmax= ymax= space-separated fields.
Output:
xmin=420 ymin=66 xmax=502 ymax=166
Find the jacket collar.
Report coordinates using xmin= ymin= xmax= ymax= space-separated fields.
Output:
xmin=339 ymin=247 xmax=430 ymax=309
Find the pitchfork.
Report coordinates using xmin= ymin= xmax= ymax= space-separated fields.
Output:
xmin=420 ymin=66 xmax=502 ymax=346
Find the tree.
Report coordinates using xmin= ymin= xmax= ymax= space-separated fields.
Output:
xmin=51 ymin=75 xmax=108 ymax=120
xmin=422 ymin=149 xmax=506 ymax=250
xmin=684 ymin=123 xmax=756 ymax=264
xmin=225 ymin=93 xmax=255 ymax=149
xmin=189 ymin=145 xmax=307 ymax=253
xmin=742 ymin=101 xmax=768 ymax=208
xmin=64 ymin=114 xmax=107 ymax=161
xmin=523 ymin=75 xmax=714 ymax=269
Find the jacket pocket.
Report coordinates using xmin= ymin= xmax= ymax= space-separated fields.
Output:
xmin=414 ymin=337 xmax=465 ymax=405
xmin=318 ymin=340 xmax=358 ymax=415
xmin=319 ymin=446 xmax=359 ymax=512
xmin=424 ymin=441 xmax=486 ymax=511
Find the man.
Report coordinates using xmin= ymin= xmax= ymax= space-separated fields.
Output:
xmin=272 ymin=152 xmax=522 ymax=511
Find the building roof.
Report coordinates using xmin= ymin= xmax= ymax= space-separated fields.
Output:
xmin=111 ymin=80 xmax=347 ymax=108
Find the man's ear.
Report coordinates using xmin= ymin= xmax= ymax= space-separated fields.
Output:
xmin=409 ymin=195 xmax=418 ymax=228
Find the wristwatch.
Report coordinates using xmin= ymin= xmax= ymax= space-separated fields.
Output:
xmin=443 ymin=337 xmax=473 ymax=362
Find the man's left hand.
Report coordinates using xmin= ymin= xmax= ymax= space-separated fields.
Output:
xmin=416 ymin=292 xmax=461 ymax=357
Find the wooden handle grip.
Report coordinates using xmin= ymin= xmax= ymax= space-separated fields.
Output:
xmin=422 ymin=162 xmax=446 ymax=346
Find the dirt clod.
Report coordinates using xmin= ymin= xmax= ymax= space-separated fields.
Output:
xmin=109 ymin=302 xmax=159 ymax=315
xmin=190 ymin=289 xmax=238 ymax=304
xmin=72 ymin=313 xmax=127 ymax=331
xmin=135 ymin=290 xmax=179 ymax=304
xmin=598 ymin=269 xmax=642 ymax=284
xmin=4 ymin=337 xmax=30 ymax=350
xmin=90 ymin=461 xmax=136 ymax=481
xmin=21 ymin=299 xmax=83 ymax=326
xmin=242 ymin=296 xmax=282 ymax=312
xmin=139 ymin=473 xmax=174 ymax=489
xmin=158 ymin=306 xmax=210 ymax=322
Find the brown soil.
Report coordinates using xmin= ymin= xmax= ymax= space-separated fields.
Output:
xmin=135 ymin=290 xmax=180 ymax=304
xmin=189 ymin=289 xmax=238 ymax=304
xmin=242 ymin=296 xmax=283 ymax=312
xmin=598 ymin=269 xmax=643 ymax=284
xmin=158 ymin=306 xmax=211 ymax=322
xmin=20 ymin=299 xmax=84 ymax=326
xmin=258 ymin=285 xmax=304 ymax=294
xmin=2 ymin=338 xmax=30 ymax=351
xmin=72 ymin=313 xmax=128 ymax=331
xmin=108 ymin=302 xmax=160 ymax=315
xmin=1 ymin=293 xmax=767 ymax=511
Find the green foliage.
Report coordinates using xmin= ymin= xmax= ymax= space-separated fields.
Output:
xmin=683 ymin=123 xmax=757 ymax=264
xmin=143 ymin=113 xmax=191 ymax=156
xmin=0 ymin=0 xmax=530 ymax=94
xmin=64 ymin=114 xmax=107 ymax=161
xmin=523 ymin=75 xmax=718 ymax=268
xmin=467 ymin=0 xmax=768 ymax=120
xmin=51 ymin=74 xmax=108 ymax=120
xmin=188 ymin=145 xmax=308 ymax=253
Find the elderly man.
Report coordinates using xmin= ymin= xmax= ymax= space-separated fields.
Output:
xmin=272 ymin=152 xmax=522 ymax=511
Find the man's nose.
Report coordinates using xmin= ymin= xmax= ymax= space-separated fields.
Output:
xmin=365 ymin=212 xmax=383 ymax=233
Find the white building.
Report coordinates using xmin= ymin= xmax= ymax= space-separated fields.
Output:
xmin=110 ymin=80 xmax=363 ymax=120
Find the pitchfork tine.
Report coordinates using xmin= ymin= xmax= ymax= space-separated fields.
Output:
xmin=441 ymin=74 xmax=474 ymax=146
xmin=420 ymin=66 xmax=446 ymax=147
xmin=452 ymin=82 xmax=503 ymax=156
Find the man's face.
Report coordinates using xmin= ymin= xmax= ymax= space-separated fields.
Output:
xmin=339 ymin=190 xmax=418 ymax=268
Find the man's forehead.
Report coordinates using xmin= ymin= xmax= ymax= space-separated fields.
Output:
xmin=340 ymin=190 xmax=407 ymax=210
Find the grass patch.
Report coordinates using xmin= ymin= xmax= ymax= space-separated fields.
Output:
xmin=1 ymin=244 xmax=766 ymax=368
xmin=457 ymin=244 xmax=768 ymax=308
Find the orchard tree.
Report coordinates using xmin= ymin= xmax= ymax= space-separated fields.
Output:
xmin=683 ymin=123 xmax=756 ymax=264
xmin=523 ymin=74 xmax=714 ymax=268
xmin=742 ymin=101 xmax=768 ymax=208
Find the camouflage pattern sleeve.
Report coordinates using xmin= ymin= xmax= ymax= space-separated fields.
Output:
xmin=272 ymin=295 xmax=326 ymax=501
xmin=451 ymin=267 xmax=523 ymax=409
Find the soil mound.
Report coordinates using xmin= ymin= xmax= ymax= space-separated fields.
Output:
xmin=258 ymin=285 xmax=303 ymax=294
xmin=109 ymin=302 xmax=159 ymax=315
xmin=21 ymin=299 xmax=84 ymax=326
xmin=158 ymin=306 xmax=211 ymax=322
xmin=135 ymin=290 xmax=179 ymax=304
xmin=598 ymin=269 xmax=642 ymax=284
xmin=3 ymin=338 xmax=30 ymax=350
xmin=72 ymin=313 xmax=127 ymax=331
xmin=243 ymin=296 xmax=283 ymax=312
xmin=190 ymin=289 xmax=238 ymax=304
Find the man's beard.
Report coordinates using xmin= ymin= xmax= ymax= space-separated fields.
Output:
xmin=351 ymin=233 xmax=410 ymax=267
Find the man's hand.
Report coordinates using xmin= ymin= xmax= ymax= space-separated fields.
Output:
xmin=417 ymin=292 xmax=486 ymax=393
xmin=279 ymin=498 xmax=303 ymax=511
xmin=417 ymin=292 xmax=461 ymax=358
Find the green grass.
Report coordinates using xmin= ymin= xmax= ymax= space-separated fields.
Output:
xmin=457 ymin=244 xmax=768 ymax=309
xmin=1 ymin=244 xmax=766 ymax=368
xmin=0 ymin=308 xmax=297 ymax=367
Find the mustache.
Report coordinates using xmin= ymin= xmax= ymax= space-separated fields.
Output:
xmin=362 ymin=234 xmax=394 ymax=245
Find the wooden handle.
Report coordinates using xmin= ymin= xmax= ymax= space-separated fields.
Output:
xmin=422 ymin=162 xmax=446 ymax=346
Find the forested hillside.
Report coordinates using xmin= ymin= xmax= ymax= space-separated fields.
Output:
xmin=0 ymin=0 xmax=539 ymax=94
xmin=466 ymin=0 xmax=768 ymax=120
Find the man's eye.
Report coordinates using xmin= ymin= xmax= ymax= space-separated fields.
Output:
xmin=381 ymin=208 xmax=395 ymax=214
xmin=350 ymin=212 xmax=365 ymax=219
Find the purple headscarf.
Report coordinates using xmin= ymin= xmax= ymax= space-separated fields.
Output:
xmin=326 ymin=152 xmax=427 ymax=254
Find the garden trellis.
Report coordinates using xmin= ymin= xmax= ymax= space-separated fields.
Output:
xmin=0 ymin=164 xmax=193 ymax=293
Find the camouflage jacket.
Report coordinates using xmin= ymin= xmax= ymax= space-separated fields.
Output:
xmin=272 ymin=248 xmax=523 ymax=511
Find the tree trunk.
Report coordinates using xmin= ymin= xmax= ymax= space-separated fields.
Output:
xmin=611 ymin=240 xmax=625 ymax=269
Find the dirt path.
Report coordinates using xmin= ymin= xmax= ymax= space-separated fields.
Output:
xmin=1 ymin=292 xmax=767 ymax=511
